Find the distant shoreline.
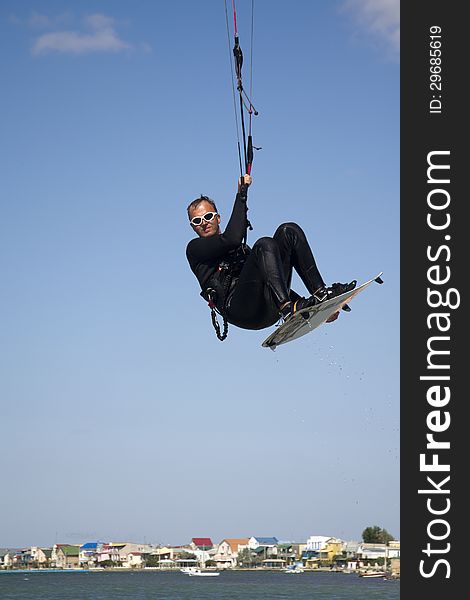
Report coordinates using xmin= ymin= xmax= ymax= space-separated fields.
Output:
xmin=0 ymin=567 xmax=399 ymax=578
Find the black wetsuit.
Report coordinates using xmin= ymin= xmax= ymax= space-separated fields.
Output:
xmin=186 ymin=189 xmax=326 ymax=330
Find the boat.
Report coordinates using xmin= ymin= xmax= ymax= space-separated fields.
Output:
xmin=284 ymin=564 xmax=304 ymax=574
xmin=181 ymin=567 xmax=220 ymax=577
xmin=359 ymin=571 xmax=387 ymax=578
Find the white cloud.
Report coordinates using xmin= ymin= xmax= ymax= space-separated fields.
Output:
xmin=84 ymin=14 xmax=116 ymax=31
xmin=31 ymin=13 xmax=132 ymax=56
xmin=341 ymin=0 xmax=400 ymax=57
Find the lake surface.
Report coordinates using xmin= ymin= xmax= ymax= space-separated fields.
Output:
xmin=0 ymin=570 xmax=400 ymax=599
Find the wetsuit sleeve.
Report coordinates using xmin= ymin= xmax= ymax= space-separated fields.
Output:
xmin=186 ymin=192 xmax=248 ymax=262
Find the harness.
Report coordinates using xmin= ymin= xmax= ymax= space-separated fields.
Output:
xmin=204 ymin=244 xmax=250 ymax=341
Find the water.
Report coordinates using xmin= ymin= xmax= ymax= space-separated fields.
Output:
xmin=0 ymin=570 xmax=399 ymax=599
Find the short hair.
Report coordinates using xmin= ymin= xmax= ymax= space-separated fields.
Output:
xmin=187 ymin=195 xmax=218 ymax=219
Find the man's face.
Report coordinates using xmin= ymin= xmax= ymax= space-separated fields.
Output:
xmin=189 ymin=200 xmax=221 ymax=238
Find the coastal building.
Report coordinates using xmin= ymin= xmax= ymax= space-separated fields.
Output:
xmin=14 ymin=549 xmax=32 ymax=568
xmin=79 ymin=542 xmax=101 ymax=567
xmin=261 ymin=558 xmax=286 ymax=569
xmin=154 ymin=544 xmax=199 ymax=569
xmin=190 ymin=538 xmax=213 ymax=551
xmin=188 ymin=538 xmax=216 ymax=566
xmin=322 ymin=538 xmax=344 ymax=562
xmin=154 ymin=546 xmax=173 ymax=561
xmin=276 ymin=542 xmax=296 ymax=565
xmin=154 ymin=545 xmax=193 ymax=562
xmin=386 ymin=541 xmax=400 ymax=577
xmin=248 ymin=538 xmax=279 ymax=564
xmin=147 ymin=546 xmax=178 ymax=568
xmin=291 ymin=543 xmax=307 ymax=561
xmin=305 ymin=535 xmax=332 ymax=552
xmin=387 ymin=540 xmax=400 ymax=558
xmin=356 ymin=542 xmax=387 ymax=560
xmin=275 ymin=542 xmax=307 ymax=565
xmin=122 ymin=552 xmax=144 ymax=568
xmin=92 ymin=542 xmax=154 ymax=566
xmin=343 ymin=540 xmax=360 ymax=557
xmin=303 ymin=535 xmax=342 ymax=567
xmin=213 ymin=538 xmax=250 ymax=568
xmin=248 ymin=537 xmax=278 ymax=552
xmin=0 ymin=551 xmax=15 ymax=568
xmin=346 ymin=559 xmax=364 ymax=571
xmin=348 ymin=541 xmax=400 ymax=573
xmin=96 ymin=543 xmax=121 ymax=565
xmin=0 ymin=548 xmax=25 ymax=569
xmin=252 ymin=546 xmax=278 ymax=562
xmin=155 ymin=558 xmax=176 ymax=569
xmin=115 ymin=542 xmax=154 ymax=563
xmin=53 ymin=545 xmax=80 ymax=569
xmin=31 ymin=547 xmax=52 ymax=567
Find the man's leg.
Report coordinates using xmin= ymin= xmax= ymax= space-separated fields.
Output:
xmin=225 ymin=237 xmax=291 ymax=330
xmin=273 ymin=222 xmax=356 ymax=320
xmin=273 ymin=222 xmax=325 ymax=295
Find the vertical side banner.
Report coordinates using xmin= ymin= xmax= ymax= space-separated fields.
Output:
xmin=401 ymin=2 xmax=465 ymax=597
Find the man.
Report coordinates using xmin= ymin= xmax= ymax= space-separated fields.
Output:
xmin=186 ymin=175 xmax=356 ymax=333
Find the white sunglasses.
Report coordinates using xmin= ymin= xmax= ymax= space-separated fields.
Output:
xmin=190 ymin=211 xmax=219 ymax=227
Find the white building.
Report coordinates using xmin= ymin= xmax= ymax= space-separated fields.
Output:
xmin=248 ymin=537 xmax=278 ymax=550
xmin=357 ymin=543 xmax=387 ymax=560
xmin=387 ymin=540 xmax=400 ymax=559
xmin=305 ymin=536 xmax=332 ymax=552
xmin=123 ymin=552 xmax=145 ymax=568
xmin=1 ymin=552 xmax=14 ymax=568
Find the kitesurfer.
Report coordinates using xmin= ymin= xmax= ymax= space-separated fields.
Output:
xmin=186 ymin=175 xmax=356 ymax=333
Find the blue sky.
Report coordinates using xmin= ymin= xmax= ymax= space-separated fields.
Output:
xmin=0 ymin=1 xmax=399 ymax=548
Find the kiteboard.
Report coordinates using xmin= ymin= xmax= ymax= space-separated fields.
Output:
xmin=262 ymin=273 xmax=384 ymax=350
